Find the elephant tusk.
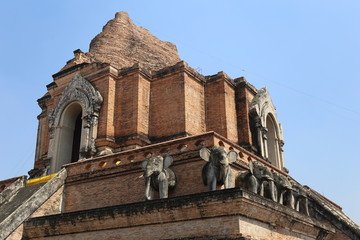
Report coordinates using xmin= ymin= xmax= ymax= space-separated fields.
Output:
xmin=138 ymin=174 xmax=144 ymax=178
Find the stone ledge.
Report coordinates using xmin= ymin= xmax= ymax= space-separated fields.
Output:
xmin=63 ymin=132 xmax=286 ymax=184
xmin=24 ymin=188 xmax=334 ymax=239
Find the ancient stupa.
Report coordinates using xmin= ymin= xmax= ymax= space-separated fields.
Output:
xmin=0 ymin=12 xmax=359 ymax=240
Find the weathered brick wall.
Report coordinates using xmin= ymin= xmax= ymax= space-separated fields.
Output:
xmin=95 ymin=75 xmax=116 ymax=147
xmin=184 ymin=73 xmax=206 ymax=135
xmin=33 ymin=62 xmax=257 ymax=177
xmin=63 ymin=154 xmax=209 ymax=212
xmin=224 ymin=80 xmax=238 ymax=143
xmin=137 ymin=75 xmax=151 ymax=138
xmin=61 ymin=132 xmax=282 ymax=213
xmin=24 ymin=188 xmax=337 ymax=240
xmin=150 ymin=72 xmax=186 ymax=140
xmin=115 ymin=72 xmax=141 ymax=140
xmin=205 ymin=78 xmax=227 ymax=137
xmin=235 ymin=83 xmax=255 ymax=146
xmin=204 ymin=74 xmax=239 ymax=143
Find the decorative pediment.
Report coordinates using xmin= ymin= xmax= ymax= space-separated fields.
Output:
xmin=249 ymin=87 xmax=284 ymax=168
xmin=48 ymin=74 xmax=103 ymax=132
xmin=249 ymin=87 xmax=277 ymax=127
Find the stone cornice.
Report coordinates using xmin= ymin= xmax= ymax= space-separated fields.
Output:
xmin=234 ymin=77 xmax=258 ymax=95
xmin=152 ymin=61 xmax=205 ymax=83
xmin=24 ymin=188 xmax=335 ymax=239
xmin=52 ymin=62 xmax=90 ymax=80
xmin=205 ymin=71 xmax=238 ymax=90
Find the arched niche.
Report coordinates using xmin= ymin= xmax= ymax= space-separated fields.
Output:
xmin=266 ymin=114 xmax=280 ymax=167
xmin=52 ymin=102 xmax=83 ymax=172
xmin=249 ymin=87 xmax=284 ymax=169
xmin=48 ymin=74 xmax=103 ymax=173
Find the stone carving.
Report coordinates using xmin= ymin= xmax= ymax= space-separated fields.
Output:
xmin=48 ymin=74 xmax=103 ymax=133
xmin=273 ymin=171 xmax=294 ymax=208
xmin=141 ymin=155 xmax=176 ymax=200
xmin=249 ymin=87 xmax=284 ymax=168
xmin=291 ymin=180 xmax=310 ymax=216
xmin=80 ymin=138 xmax=97 ymax=159
xmin=237 ymin=161 xmax=276 ymax=200
xmin=251 ymin=161 xmax=276 ymax=201
xmin=48 ymin=74 xmax=103 ymax=161
xmin=237 ymin=161 xmax=311 ymax=216
xmin=250 ymin=88 xmax=279 ymax=128
xmin=236 ymin=161 xmax=258 ymax=194
xmin=200 ymin=147 xmax=237 ymax=191
xmin=97 ymin=148 xmax=113 ymax=157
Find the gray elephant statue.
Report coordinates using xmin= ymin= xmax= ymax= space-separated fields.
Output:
xmin=236 ymin=161 xmax=258 ymax=194
xmin=141 ymin=155 xmax=176 ymax=200
xmin=273 ymin=172 xmax=294 ymax=208
xmin=200 ymin=146 xmax=238 ymax=191
xmin=252 ymin=161 xmax=277 ymax=201
xmin=291 ymin=180 xmax=310 ymax=216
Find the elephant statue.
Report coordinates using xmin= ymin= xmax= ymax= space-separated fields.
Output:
xmin=200 ymin=146 xmax=238 ymax=191
xmin=252 ymin=161 xmax=277 ymax=201
xmin=141 ymin=155 xmax=176 ymax=200
xmin=273 ymin=171 xmax=294 ymax=208
xmin=236 ymin=161 xmax=258 ymax=194
xmin=291 ymin=180 xmax=310 ymax=216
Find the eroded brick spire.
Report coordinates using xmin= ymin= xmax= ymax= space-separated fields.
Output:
xmin=87 ymin=12 xmax=180 ymax=71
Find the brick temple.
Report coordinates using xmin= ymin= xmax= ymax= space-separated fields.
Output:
xmin=0 ymin=12 xmax=359 ymax=240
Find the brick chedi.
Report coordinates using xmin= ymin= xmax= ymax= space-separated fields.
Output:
xmin=0 ymin=12 xmax=359 ymax=240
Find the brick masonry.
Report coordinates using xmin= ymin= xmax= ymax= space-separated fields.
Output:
xmin=23 ymin=188 xmax=334 ymax=240
xmin=21 ymin=12 xmax=359 ymax=240
xmin=34 ymin=60 xmax=260 ymax=170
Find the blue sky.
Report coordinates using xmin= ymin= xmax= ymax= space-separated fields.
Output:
xmin=0 ymin=1 xmax=359 ymax=224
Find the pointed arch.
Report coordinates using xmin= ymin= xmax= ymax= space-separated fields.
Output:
xmin=249 ymin=87 xmax=284 ymax=169
xmin=48 ymin=74 xmax=103 ymax=173
xmin=266 ymin=113 xmax=280 ymax=167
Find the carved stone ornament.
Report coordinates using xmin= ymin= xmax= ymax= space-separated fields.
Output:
xmin=236 ymin=161 xmax=310 ymax=217
xmin=249 ymin=87 xmax=284 ymax=165
xmin=200 ymin=146 xmax=238 ymax=191
xmin=249 ymin=87 xmax=282 ymax=134
xmin=48 ymin=74 xmax=103 ymax=135
xmin=47 ymin=74 xmax=103 ymax=166
xmin=141 ymin=155 xmax=177 ymax=200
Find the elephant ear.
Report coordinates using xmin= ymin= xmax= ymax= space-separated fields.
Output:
xmin=227 ymin=150 xmax=238 ymax=163
xmin=140 ymin=160 xmax=148 ymax=170
xmin=200 ymin=148 xmax=211 ymax=162
xmin=163 ymin=156 xmax=173 ymax=169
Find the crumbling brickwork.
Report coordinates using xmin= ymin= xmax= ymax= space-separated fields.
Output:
xmin=12 ymin=11 xmax=358 ymax=240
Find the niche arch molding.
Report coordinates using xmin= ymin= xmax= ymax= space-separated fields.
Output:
xmin=249 ymin=87 xmax=284 ymax=169
xmin=48 ymin=74 xmax=103 ymax=173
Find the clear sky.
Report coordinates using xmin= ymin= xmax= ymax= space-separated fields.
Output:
xmin=0 ymin=0 xmax=359 ymax=225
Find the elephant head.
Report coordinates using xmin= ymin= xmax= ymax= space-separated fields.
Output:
xmin=251 ymin=161 xmax=276 ymax=201
xmin=200 ymin=146 xmax=237 ymax=191
xmin=290 ymin=180 xmax=310 ymax=216
xmin=141 ymin=155 xmax=176 ymax=200
xmin=252 ymin=161 xmax=273 ymax=181
xmin=273 ymin=171 xmax=294 ymax=207
xmin=236 ymin=161 xmax=258 ymax=194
